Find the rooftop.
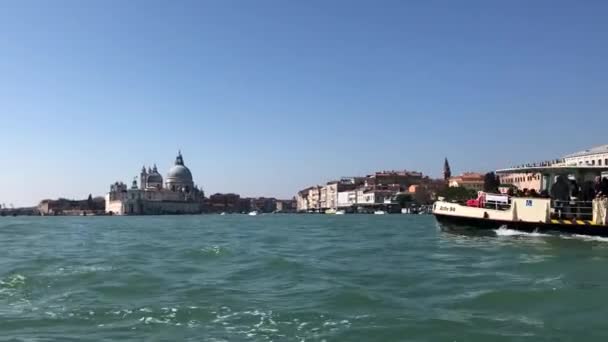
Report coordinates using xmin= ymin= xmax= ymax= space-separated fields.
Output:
xmin=564 ymin=144 xmax=608 ymax=158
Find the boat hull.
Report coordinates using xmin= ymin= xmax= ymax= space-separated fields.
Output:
xmin=434 ymin=213 xmax=608 ymax=237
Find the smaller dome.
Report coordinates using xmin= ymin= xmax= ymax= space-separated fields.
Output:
xmin=147 ymin=172 xmax=163 ymax=184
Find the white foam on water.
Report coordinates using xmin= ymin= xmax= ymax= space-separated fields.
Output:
xmin=494 ymin=227 xmax=550 ymax=237
xmin=142 ymin=316 xmax=170 ymax=324
xmin=570 ymin=234 xmax=608 ymax=242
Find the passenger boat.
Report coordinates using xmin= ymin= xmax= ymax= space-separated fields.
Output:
xmin=433 ymin=164 xmax=608 ymax=236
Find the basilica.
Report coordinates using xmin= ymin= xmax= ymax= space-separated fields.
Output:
xmin=105 ymin=152 xmax=204 ymax=215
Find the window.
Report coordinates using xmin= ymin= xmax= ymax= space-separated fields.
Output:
xmin=600 ymin=159 xmax=603 ymax=166
xmin=592 ymin=160 xmax=596 ymax=165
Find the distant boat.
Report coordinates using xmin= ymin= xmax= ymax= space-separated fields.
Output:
xmin=335 ymin=210 xmax=345 ymax=215
xmin=325 ymin=209 xmax=337 ymax=215
xmin=220 ymin=212 xmax=226 ymax=216
xmin=248 ymin=211 xmax=258 ymax=216
xmin=374 ymin=210 xmax=386 ymax=215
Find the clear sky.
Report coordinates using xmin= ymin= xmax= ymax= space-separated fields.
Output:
xmin=1 ymin=0 xmax=607 ymax=206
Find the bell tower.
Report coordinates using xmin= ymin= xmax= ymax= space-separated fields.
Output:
xmin=443 ymin=158 xmax=451 ymax=183
xmin=140 ymin=166 xmax=147 ymax=190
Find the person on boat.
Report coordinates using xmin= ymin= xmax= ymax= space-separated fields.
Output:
xmin=569 ymin=180 xmax=580 ymax=218
xmin=599 ymin=177 xmax=608 ymax=197
xmin=550 ymin=176 xmax=570 ymax=218
xmin=581 ymin=181 xmax=596 ymax=217
xmin=529 ymin=189 xmax=539 ymax=198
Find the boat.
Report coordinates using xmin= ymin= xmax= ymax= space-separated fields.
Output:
xmin=325 ymin=209 xmax=337 ymax=215
xmin=220 ymin=212 xmax=226 ymax=216
xmin=248 ymin=211 xmax=258 ymax=216
xmin=374 ymin=210 xmax=386 ymax=215
xmin=335 ymin=210 xmax=346 ymax=215
xmin=433 ymin=164 xmax=608 ymax=236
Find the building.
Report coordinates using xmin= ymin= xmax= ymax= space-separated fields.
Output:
xmin=499 ymin=172 xmax=542 ymax=192
xmin=319 ymin=180 xmax=358 ymax=211
xmin=38 ymin=196 xmax=105 ymax=216
xmin=448 ymin=172 xmax=484 ymax=191
xmin=105 ymin=152 xmax=205 ymax=215
xmin=276 ymin=199 xmax=296 ymax=213
xmin=337 ymin=190 xmax=358 ymax=208
xmin=364 ymin=170 xmax=423 ymax=190
xmin=356 ymin=189 xmax=395 ymax=205
xmin=249 ymin=197 xmax=277 ymax=213
xmin=307 ymin=186 xmax=322 ymax=212
xmin=207 ymin=193 xmax=241 ymax=213
xmin=296 ymin=187 xmax=311 ymax=212
xmin=563 ymin=144 xmax=608 ymax=167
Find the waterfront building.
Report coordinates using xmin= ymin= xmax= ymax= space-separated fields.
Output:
xmin=364 ymin=170 xmax=423 ymax=189
xmin=563 ymin=144 xmax=608 ymax=167
xmin=320 ymin=180 xmax=358 ymax=211
xmin=105 ymin=152 xmax=204 ymax=215
xmin=275 ymin=199 xmax=296 ymax=213
xmin=249 ymin=197 xmax=277 ymax=213
xmin=499 ymin=172 xmax=542 ymax=192
xmin=307 ymin=186 xmax=322 ymax=212
xmin=38 ymin=196 xmax=105 ymax=216
xmin=208 ymin=193 xmax=241 ymax=213
xmin=296 ymin=187 xmax=311 ymax=212
xmin=337 ymin=190 xmax=358 ymax=208
xmin=448 ymin=172 xmax=484 ymax=191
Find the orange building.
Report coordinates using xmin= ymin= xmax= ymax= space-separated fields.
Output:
xmin=448 ymin=172 xmax=485 ymax=191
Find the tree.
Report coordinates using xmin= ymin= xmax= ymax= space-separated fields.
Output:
xmin=483 ymin=172 xmax=500 ymax=193
xmin=437 ymin=187 xmax=477 ymax=203
xmin=396 ymin=194 xmax=414 ymax=208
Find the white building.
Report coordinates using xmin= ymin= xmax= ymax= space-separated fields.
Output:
xmin=337 ymin=190 xmax=357 ymax=208
xmin=564 ymin=144 xmax=608 ymax=167
xmin=105 ymin=152 xmax=204 ymax=215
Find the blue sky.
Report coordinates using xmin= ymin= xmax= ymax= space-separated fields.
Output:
xmin=1 ymin=0 xmax=607 ymax=206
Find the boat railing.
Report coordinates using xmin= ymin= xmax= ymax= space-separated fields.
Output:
xmin=483 ymin=200 xmax=511 ymax=211
xmin=550 ymin=200 xmax=594 ymax=220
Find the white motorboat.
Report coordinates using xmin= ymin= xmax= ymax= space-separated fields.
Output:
xmin=374 ymin=210 xmax=386 ymax=215
xmin=335 ymin=210 xmax=346 ymax=215
xmin=248 ymin=211 xmax=259 ymax=216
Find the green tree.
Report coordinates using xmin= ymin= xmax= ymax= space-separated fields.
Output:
xmin=437 ymin=187 xmax=477 ymax=203
xmin=396 ymin=194 xmax=414 ymax=208
xmin=483 ymin=172 xmax=500 ymax=193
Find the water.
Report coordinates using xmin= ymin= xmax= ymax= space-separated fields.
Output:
xmin=1 ymin=215 xmax=608 ymax=341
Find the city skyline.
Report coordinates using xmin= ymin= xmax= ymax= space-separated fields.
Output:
xmin=2 ymin=0 xmax=608 ymax=206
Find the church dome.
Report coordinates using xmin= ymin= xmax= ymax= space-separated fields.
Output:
xmin=167 ymin=165 xmax=192 ymax=182
xmin=147 ymin=172 xmax=163 ymax=184
xmin=165 ymin=151 xmax=193 ymax=185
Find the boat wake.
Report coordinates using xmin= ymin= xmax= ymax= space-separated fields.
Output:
xmin=494 ymin=227 xmax=550 ymax=237
xmin=494 ymin=227 xmax=608 ymax=242
xmin=566 ymin=234 xmax=608 ymax=243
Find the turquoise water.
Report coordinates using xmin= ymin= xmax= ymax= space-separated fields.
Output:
xmin=2 ymin=215 xmax=608 ymax=341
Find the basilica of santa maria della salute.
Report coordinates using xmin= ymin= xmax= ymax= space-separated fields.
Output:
xmin=105 ymin=151 xmax=205 ymax=215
